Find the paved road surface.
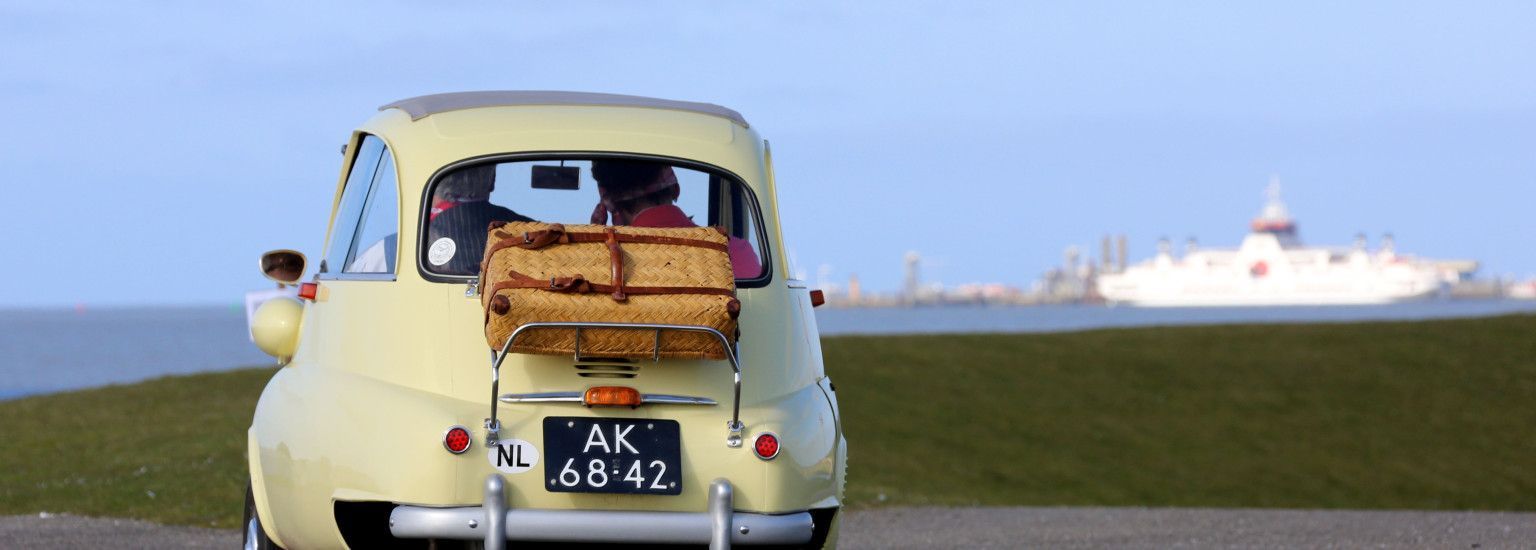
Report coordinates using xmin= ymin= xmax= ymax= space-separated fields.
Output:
xmin=4 ymin=507 xmax=1533 ymax=548
xmin=0 ymin=513 xmax=236 ymax=549
xmin=839 ymin=507 xmax=1534 ymax=548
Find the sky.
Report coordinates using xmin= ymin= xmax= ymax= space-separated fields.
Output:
xmin=1 ymin=1 xmax=1533 ymax=307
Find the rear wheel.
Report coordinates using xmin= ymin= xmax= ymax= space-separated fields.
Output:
xmin=243 ymin=482 xmax=282 ymax=550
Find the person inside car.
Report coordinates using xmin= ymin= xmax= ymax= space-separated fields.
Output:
xmin=427 ymin=164 xmax=535 ymax=274
xmin=590 ymin=159 xmax=761 ymax=279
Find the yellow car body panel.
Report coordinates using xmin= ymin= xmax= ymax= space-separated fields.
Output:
xmin=248 ymin=95 xmax=844 ymax=548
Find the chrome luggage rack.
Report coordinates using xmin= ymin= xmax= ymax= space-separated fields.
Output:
xmin=485 ymin=322 xmax=744 ymax=448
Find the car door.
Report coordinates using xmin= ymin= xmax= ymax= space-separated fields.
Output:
xmin=308 ymin=134 xmax=445 ymax=390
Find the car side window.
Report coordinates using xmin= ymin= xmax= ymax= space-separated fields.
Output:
xmin=322 ymin=135 xmax=386 ymax=275
xmin=712 ymin=177 xmax=767 ymax=281
xmin=344 ymin=151 xmax=399 ymax=274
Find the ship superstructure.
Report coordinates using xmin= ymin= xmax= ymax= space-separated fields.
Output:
xmin=1096 ymin=180 xmax=1475 ymax=307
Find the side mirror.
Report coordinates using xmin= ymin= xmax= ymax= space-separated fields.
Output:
xmin=260 ymin=250 xmax=307 ymax=286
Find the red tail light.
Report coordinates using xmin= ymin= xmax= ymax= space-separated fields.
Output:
xmin=753 ymin=432 xmax=780 ymax=460
xmin=809 ymin=289 xmax=826 ymax=308
xmin=443 ymin=425 xmax=472 ymax=454
xmin=298 ymin=282 xmax=319 ymax=301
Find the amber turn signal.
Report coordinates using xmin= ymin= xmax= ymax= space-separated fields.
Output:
xmin=584 ymin=386 xmax=642 ymax=407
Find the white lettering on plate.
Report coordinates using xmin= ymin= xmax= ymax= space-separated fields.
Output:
xmin=487 ymin=439 xmax=539 ymax=474
xmin=583 ymin=424 xmax=610 ymax=453
xmin=614 ymin=424 xmax=638 ymax=454
xmin=427 ymin=238 xmax=456 ymax=266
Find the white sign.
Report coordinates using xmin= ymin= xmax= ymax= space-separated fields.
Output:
xmin=487 ymin=439 xmax=540 ymax=474
xmin=427 ymin=238 xmax=457 ymax=266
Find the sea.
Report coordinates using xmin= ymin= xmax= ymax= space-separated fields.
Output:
xmin=3 ymin=300 xmax=1534 ymax=401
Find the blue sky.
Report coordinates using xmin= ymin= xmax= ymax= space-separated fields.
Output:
xmin=1 ymin=2 xmax=1533 ymax=307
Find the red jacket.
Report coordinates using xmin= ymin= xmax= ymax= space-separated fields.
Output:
xmin=630 ymin=205 xmax=763 ymax=279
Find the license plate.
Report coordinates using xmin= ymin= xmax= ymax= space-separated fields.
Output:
xmin=542 ymin=417 xmax=682 ymax=495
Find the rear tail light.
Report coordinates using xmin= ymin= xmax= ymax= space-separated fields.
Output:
xmin=809 ymin=289 xmax=826 ymax=307
xmin=584 ymin=386 xmax=642 ymax=407
xmin=753 ymin=432 xmax=780 ymax=460
xmin=443 ymin=425 xmax=472 ymax=454
xmin=297 ymin=282 xmax=319 ymax=301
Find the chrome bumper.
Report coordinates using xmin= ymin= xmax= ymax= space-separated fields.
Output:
xmin=388 ymin=475 xmax=813 ymax=550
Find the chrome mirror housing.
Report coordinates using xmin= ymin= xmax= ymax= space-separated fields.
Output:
xmin=260 ymin=250 xmax=307 ymax=286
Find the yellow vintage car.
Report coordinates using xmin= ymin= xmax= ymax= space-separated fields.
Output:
xmin=245 ymin=91 xmax=846 ymax=549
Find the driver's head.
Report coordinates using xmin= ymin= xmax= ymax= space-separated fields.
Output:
xmin=435 ymin=164 xmax=496 ymax=203
xmin=590 ymin=160 xmax=679 ymax=224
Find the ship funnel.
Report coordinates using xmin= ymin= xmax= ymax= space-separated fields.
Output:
xmin=1251 ymin=177 xmax=1298 ymax=241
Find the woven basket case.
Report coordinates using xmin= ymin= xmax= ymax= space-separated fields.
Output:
xmin=480 ymin=221 xmax=739 ymax=360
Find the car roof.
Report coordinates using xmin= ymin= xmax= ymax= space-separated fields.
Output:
xmin=380 ymin=91 xmax=750 ymax=128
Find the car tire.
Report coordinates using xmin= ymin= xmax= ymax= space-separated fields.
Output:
xmin=243 ymin=482 xmax=284 ymax=550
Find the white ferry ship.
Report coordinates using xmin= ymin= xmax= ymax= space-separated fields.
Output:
xmin=1097 ymin=180 xmax=1475 ymax=307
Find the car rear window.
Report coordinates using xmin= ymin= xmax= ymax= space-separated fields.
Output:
xmin=420 ymin=157 xmax=769 ymax=286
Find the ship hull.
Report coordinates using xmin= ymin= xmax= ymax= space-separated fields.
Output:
xmin=1105 ymin=288 xmax=1437 ymax=308
xmin=1091 ymin=182 xmax=1469 ymax=308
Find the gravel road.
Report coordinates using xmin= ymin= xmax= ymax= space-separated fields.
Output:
xmin=4 ymin=507 xmax=1532 ymax=548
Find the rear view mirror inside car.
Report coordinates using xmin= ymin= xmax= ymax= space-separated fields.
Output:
xmin=531 ymin=165 xmax=580 ymax=190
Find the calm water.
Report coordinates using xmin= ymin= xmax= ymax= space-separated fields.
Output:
xmin=3 ymin=300 xmax=1534 ymax=401
xmin=0 ymin=306 xmax=272 ymax=401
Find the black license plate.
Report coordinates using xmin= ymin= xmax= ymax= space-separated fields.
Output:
xmin=543 ymin=417 xmax=682 ymax=495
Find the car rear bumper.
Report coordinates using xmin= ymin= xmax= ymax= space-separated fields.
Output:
xmin=388 ymin=475 xmax=814 ymax=549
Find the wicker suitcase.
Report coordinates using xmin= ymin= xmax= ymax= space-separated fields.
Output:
xmin=479 ymin=221 xmax=740 ymax=360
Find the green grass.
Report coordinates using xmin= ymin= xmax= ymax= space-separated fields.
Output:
xmin=2 ymin=315 xmax=1534 ymax=528
xmin=828 ymin=314 xmax=1536 ymax=511
xmin=0 ymin=367 xmax=274 ymax=528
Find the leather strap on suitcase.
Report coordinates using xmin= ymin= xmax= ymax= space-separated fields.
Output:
xmin=480 ymin=221 xmax=740 ymax=359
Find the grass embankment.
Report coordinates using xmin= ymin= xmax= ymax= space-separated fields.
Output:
xmin=1 ymin=315 xmax=1533 ymax=528
xmin=833 ymin=314 xmax=1536 ymax=511
xmin=0 ymin=368 xmax=272 ymax=527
